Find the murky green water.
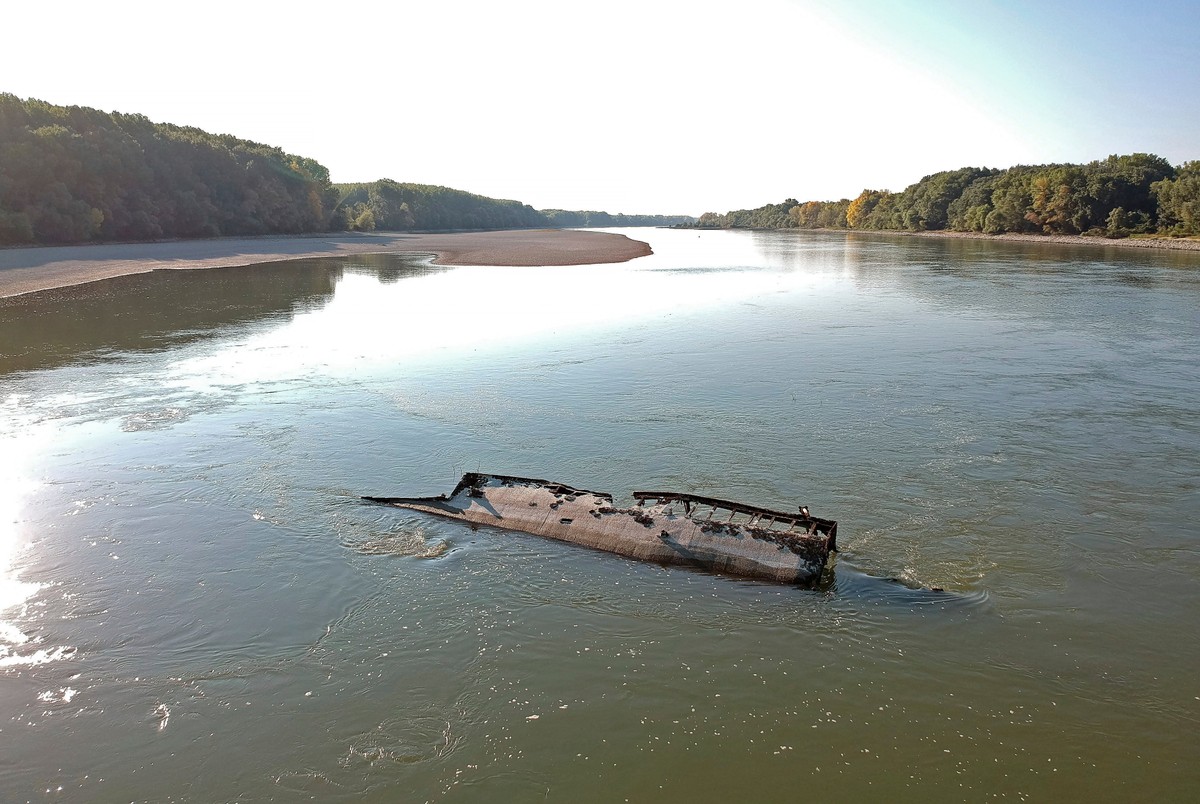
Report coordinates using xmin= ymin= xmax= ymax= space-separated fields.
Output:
xmin=2 ymin=229 xmax=1198 ymax=801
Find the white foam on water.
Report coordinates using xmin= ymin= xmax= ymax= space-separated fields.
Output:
xmin=0 ymin=644 xmax=76 ymax=668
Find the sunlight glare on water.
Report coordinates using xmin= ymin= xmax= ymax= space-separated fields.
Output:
xmin=166 ymin=252 xmax=842 ymax=388
xmin=0 ymin=404 xmax=48 ymax=664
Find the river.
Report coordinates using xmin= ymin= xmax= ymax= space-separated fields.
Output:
xmin=1 ymin=228 xmax=1197 ymax=801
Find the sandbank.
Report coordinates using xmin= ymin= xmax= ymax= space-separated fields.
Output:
xmin=0 ymin=229 xmax=653 ymax=299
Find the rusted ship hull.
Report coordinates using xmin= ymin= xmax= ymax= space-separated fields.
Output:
xmin=364 ymin=472 xmax=838 ymax=584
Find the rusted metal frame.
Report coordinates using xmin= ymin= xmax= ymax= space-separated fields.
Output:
xmin=453 ymin=471 xmax=613 ymax=504
xmin=421 ymin=479 xmax=836 ymax=543
xmin=634 ymin=490 xmax=836 ymax=540
xmin=634 ymin=490 xmax=804 ymax=529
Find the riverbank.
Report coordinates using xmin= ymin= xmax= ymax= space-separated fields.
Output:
xmin=833 ymin=227 xmax=1200 ymax=253
xmin=0 ymin=229 xmax=653 ymax=298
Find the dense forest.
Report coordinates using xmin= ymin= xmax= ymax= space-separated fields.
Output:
xmin=0 ymin=95 xmax=691 ymax=246
xmin=335 ymin=180 xmax=547 ymax=232
xmin=692 ymin=154 xmax=1200 ymax=238
xmin=335 ymin=183 xmax=694 ymax=232
xmin=0 ymin=94 xmax=338 ymax=244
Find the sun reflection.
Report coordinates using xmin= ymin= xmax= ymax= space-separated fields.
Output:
xmin=166 ymin=257 xmax=840 ymax=389
xmin=0 ymin=399 xmax=46 ymax=662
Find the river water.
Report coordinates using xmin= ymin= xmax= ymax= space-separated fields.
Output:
xmin=1 ymin=229 xmax=1197 ymax=801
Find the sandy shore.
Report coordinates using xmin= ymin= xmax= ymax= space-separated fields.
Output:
xmin=0 ymin=229 xmax=653 ymax=298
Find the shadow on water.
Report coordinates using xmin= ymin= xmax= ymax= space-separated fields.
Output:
xmin=817 ymin=561 xmax=990 ymax=611
xmin=750 ymin=230 xmax=1200 ymax=298
xmin=0 ymin=258 xmax=342 ymax=373
xmin=0 ymin=254 xmax=447 ymax=374
xmin=344 ymin=252 xmax=449 ymax=284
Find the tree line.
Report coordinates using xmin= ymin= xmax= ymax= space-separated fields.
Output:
xmin=540 ymin=209 xmax=694 ymax=228
xmin=0 ymin=94 xmax=338 ymax=244
xmin=691 ymin=154 xmax=1199 ymax=238
xmin=335 ymin=184 xmax=695 ymax=233
xmin=335 ymin=180 xmax=548 ymax=233
xmin=0 ymin=95 xmax=692 ymax=247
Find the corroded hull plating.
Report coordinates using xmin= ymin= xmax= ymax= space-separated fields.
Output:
xmin=365 ymin=472 xmax=838 ymax=584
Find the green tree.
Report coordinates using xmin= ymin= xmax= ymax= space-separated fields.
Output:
xmin=892 ymin=167 xmax=996 ymax=230
xmin=947 ymin=174 xmax=997 ymax=231
xmin=351 ymin=203 xmax=376 ymax=231
xmin=816 ymin=200 xmax=850 ymax=229
xmin=1151 ymin=161 xmax=1200 ymax=236
xmin=0 ymin=94 xmax=340 ymax=245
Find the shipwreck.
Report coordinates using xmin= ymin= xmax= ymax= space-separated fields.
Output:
xmin=364 ymin=472 xmax=838 ymax=584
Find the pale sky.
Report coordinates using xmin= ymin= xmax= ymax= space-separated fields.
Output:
xmin=3 ymin=0 xmax=1197 ymax=215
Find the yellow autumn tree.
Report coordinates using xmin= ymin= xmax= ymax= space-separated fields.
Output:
xmin=846 ymin=190 xmax=887 ymax=229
